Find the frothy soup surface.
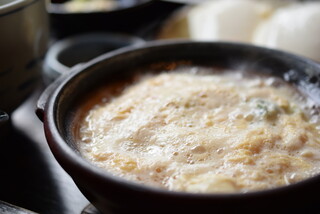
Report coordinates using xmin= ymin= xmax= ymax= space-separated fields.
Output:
xmin=76 ymin=68 xmax=320 ymax=193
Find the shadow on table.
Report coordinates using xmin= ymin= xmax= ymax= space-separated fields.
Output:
xmin=0 ymin=121 xmax=66 ymax=214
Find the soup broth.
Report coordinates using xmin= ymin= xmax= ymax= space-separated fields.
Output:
xmin=75 ymin=66 xmax=320 ymax=193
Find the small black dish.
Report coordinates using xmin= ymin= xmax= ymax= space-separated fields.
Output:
xmin=43 ymin=32 xmax=145 ymax=84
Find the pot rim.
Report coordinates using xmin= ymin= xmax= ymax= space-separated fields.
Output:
xmin=42 ymin=39 xmax=320 ymax=201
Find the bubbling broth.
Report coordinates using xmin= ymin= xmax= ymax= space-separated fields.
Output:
xmin=74 ymin=65 xmax=320 ymax=193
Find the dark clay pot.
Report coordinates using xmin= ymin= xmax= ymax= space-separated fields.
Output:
xmin=36 ymin=41 xmax=320 ymax=214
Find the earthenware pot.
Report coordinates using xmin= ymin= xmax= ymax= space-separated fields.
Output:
xmin=37 ymin=41 xmax=320 ymax=214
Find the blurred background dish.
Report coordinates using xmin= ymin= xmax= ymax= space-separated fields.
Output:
xmin=43 ymin=32 xmax=145 ymax=83
xmin=48 ymin=0 xmax=182 ymax=39
xmin=252 ymin=1 xmax=320 ymax=62
xmin=0 ymin=110 xmax=9 ymax=126
xmin=156 ymin=0 xmax=320 ymax=62
xmin=49 ymin=0 xmax=149 ymax=13
xmin=0 ymin=0 xmax=49 ymax=114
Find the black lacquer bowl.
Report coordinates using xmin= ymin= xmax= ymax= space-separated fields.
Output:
xmin=37 ymin=41 xmax=320 ymax=214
